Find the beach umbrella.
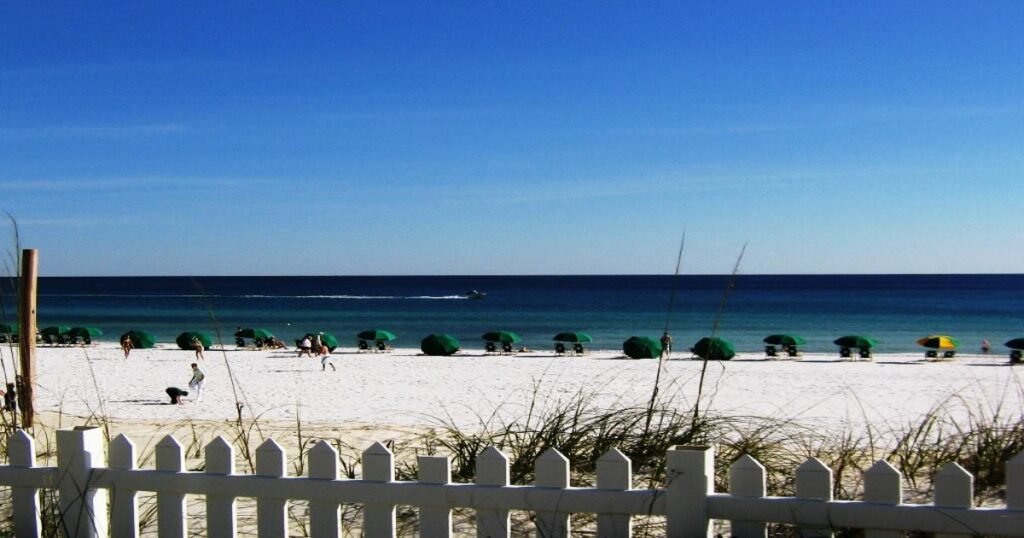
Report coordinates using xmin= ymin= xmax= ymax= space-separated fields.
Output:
xmin=176 ymin=331 xmax=213 ymax=350
xmin=916 ymin=335 xmax=960 ymax=349
xmin=833 ymin=335 xmax=879 ymax=349
xmin=120 ymin=330 xmax=156 ymax=349
xmin=481 ymin=331 xmax=522 ymax=344
xmin=421 ymin=333 xmax=460 ymax=356
xmin=41 ymin=326 xmax=71 ymax=337
xmin=553 ymin=332 xmax=593 ymax=343
xmin=763 ymin=334 xmax=807 ymax=346
xmin=623 ymin=336 xmax=662 ymax=359
xmin=1005 ymin=338 xmax=1024 ymax=350
xmin=305 ymin=332 xmax=339 ymax=351
xmin=692 ymin=336 xmax=736 ymax=361
xmin=357 ymin=329 xmax=397 ymax=342
xmin=68 ymin=326 xmax=103 ymax=339
xmin=235 ymin=328 xmax=274 ymax=340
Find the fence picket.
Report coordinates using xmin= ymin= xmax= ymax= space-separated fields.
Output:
xmin=204 ymin=436 xmax=237 ymax=538
xmin=535 ymin=448 xmax=571 ymax=537
xmin=666 ymin=445 xmax=714 ymax=538
xmin=109 ymin=434 xmax=139 ymax=538
xmin=476 ymin=446 xmax=511 ymax=538
xmin=308 ymin=440 xmax=341 ymax=538
xmin=57 ymin=427 xmax=109 ymax=538
xmin=418 ymin=455 xmax=453 ymax=537
xmin=795 ymin=457 xmax=833 ymax=538
xmin=256 ymin=439 xmax=289 ymax=538
xmin=1010 ymin=451 xmax=1024 ymax=511
xmin=596 ymin=448 xmax=632 ymax=538
xmin=155 ymin=435 xmax=186 ymax=538
xmin=729 ymin=454 xmax=767 ymax=538
xmin=935 ymin=462 xmax=973 ymax=538
xmin=9 ymin=430 xmax=41 ymax=538
xmin=363 ymin=441 xmax=396 ymax=537
xmin=863 ymin=460 xmax=902 ymax=538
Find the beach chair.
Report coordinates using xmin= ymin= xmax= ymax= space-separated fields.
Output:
xmin=376 ymin=341 xmax=390 ymax=353
xmin=502 ymin=343 xmax=514 ymax=354
xmin=765 ymin=345 xmax=778 ymax=358
xmin=555 ymin=343 xmax=567 ymax=355
xmin=859 ymin=349 xmax=873 ymax=360
xmin=942 ymin=350 xmax=956 ymax=360
xmin=357 ymin=340 xmax=370 ymax=352
xmin=485 ymin=342 xmax=497 ymax=354
xmin=925 ymin=350 xmax=938 ymax=359
xmin=574 ymin=343 xmax=586 ymax=355
xmin=839 ymin=347 xmax=852 ymax=359
xmin=1011 ymin=350 xmax=1022 ymax=364
xmin=785 ymin=346 xmax=801 ymax=358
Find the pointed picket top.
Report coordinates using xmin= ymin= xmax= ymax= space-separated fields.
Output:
xmin=156 ymin=434 xmax=184 ymax=471
xmin=8 ymin=429 xmax=36 ymax=467
xmin=796 ymin=457 xmax=833 ymax=501
xmin=256 ymin=438 xmax=287 ymax=477
xmin=205 ymin=436 xmax=235 ymax=475
xmin=109 ymin=434 xmax=137 ymax=470
xmin=730 ymin=454 xmax=766 ymax=497
xmin=308 ymin=440 xmax=339 ymax=480
xmin=363 ymin=441 xmax=394 ymax=482
xmin=934 ymin=461 xmax=973 ymax=508
xmin=864 ymin=460 xmax=902 ymax=505
xmin=1008 ymin=450 xmax=1024 ymax=511
xmin=597 ymin=448 xmax=632 ymax=490
xmin=535 ymin=448 xmax=570 ymax=488
xmin=477 ymin=446 xmax=510 ymax=486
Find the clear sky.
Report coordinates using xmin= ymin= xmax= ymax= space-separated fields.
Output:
xmin=1 ymin=2 xmax=1021 ymax=276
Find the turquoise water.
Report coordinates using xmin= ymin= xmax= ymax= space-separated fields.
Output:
xmin=1 ymin=274 xmax=1021 ymax=353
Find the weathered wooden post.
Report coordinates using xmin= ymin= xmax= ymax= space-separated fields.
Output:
xmin=57 ymin=427 xmax=109 ymax=538
xmin=18 ymin=248 xmax=37 ymax=428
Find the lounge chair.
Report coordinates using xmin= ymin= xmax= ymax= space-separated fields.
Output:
xmin=502 ymin=343 xmax=514 ymax=354
xmin=0 ymin=335 xmax=6 ymax=344
xmin=839 ymin=347 xmax=852 ymax=359
xmin=357 ymin=339 xmax=370 ymax=352
xmin=1011 ymin=350 xmax=1022 ymax=364
xmin=485 ymin=342 xmax=497 ymax=354
xmin=785 ymin=346 xmax=801 ymax=358
xmin=236 ymin=337 xmax=246 ymax=348
xmin=765 ymin=345 xmax=778 ymax=358
xmin=942 ymin=350 xmax=956 ymax=360
xmin=554 ymin=343 xmax=567 ymax=355
xmin=376 ymin=340 xmax=390 ymax=352
xmin=859 ymin=349 xmax=873 ymax=360
xmin=573 ymin=343 xmax=585 ymax=355
xmin=925 ymin=350 xmax=938 ymax=359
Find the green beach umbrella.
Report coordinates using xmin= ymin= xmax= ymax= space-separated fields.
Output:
xmin=553 ymin=332 xmax=593 ymax=343
xmin=68 ymin=326 xmax=103 ymax=339
xmin=1005 ymin=338 xmax=1024 ymax=350
xmin=235 ymin=328 xmax=274 ymax=340
xmin=121 ymin=330 xmax=156 ymax=349
xmin=357 ymin=329 xmax=397 ymax=342
xmin=763 ymin=334 xmax=807 ymax=346
xmin=421 ymin=333 xmax=460 ymax=356
xmin=833 ymin=335 xmax=879 ymax=349
xmin=916 ymin=335 xmax=960 ymax=349
xmin=692 ymin=336 xmax=736 ymax=361
xmin=305 ymin=332 xmax=339 ymax=351
xmin=481 ymin=331 xmax=522 ymax=344
xmin=623 ymin=336 xmax=662 ymax=359
xmin=176 ymin=331 xmax=214 ymax=350
xmin=41 ymin=326 xmax=71 ymax=337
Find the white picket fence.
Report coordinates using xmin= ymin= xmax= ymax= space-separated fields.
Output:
xmin=0 ymin=428 xmax=1022 ymax=537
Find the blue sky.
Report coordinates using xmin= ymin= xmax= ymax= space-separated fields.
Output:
xmin=1 ymin=2 xmax=1021 ymax=276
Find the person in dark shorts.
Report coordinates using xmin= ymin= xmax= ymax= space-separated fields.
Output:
xmin=165 ymin=387 xmax=189 ymax=404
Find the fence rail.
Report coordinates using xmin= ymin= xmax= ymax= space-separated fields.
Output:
xmin=0 ymin=427 xmax=1022 ymax=537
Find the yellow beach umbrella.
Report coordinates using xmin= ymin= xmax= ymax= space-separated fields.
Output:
xmin=916 ymin=335 xmax=960 ymax=349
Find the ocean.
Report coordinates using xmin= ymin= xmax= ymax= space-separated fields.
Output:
xmin=1 ymin=274 xmax=1022 ymax=354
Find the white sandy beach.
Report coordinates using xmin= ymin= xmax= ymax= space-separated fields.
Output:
xmin=3 ymin=343 xmax=1021 ymax=439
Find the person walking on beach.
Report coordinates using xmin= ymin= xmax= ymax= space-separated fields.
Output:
xmin=121 ymin=335 xmax=134 ymax=359
xmin=660 ymin=331 xmax=672 ymax=360
xmin=320 ymin=346 xmax=335 ymax=371
xmin=188 ymin=363 xmax=206 ymax=401
xmin=298 ymin=335 xmax=313 ymax=357
xmin=190 ymin=336 xmax=205 ymax=360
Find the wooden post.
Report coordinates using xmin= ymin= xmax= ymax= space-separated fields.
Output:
xmin=18 ymin=248 xmax=37 ymax=428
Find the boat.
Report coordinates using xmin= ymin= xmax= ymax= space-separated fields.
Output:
xmin=465 ymin=290 xmax=487 ymax=299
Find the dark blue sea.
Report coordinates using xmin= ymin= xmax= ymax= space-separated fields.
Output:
xmin=1 ymin=274 xmax=1022 ymax=353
